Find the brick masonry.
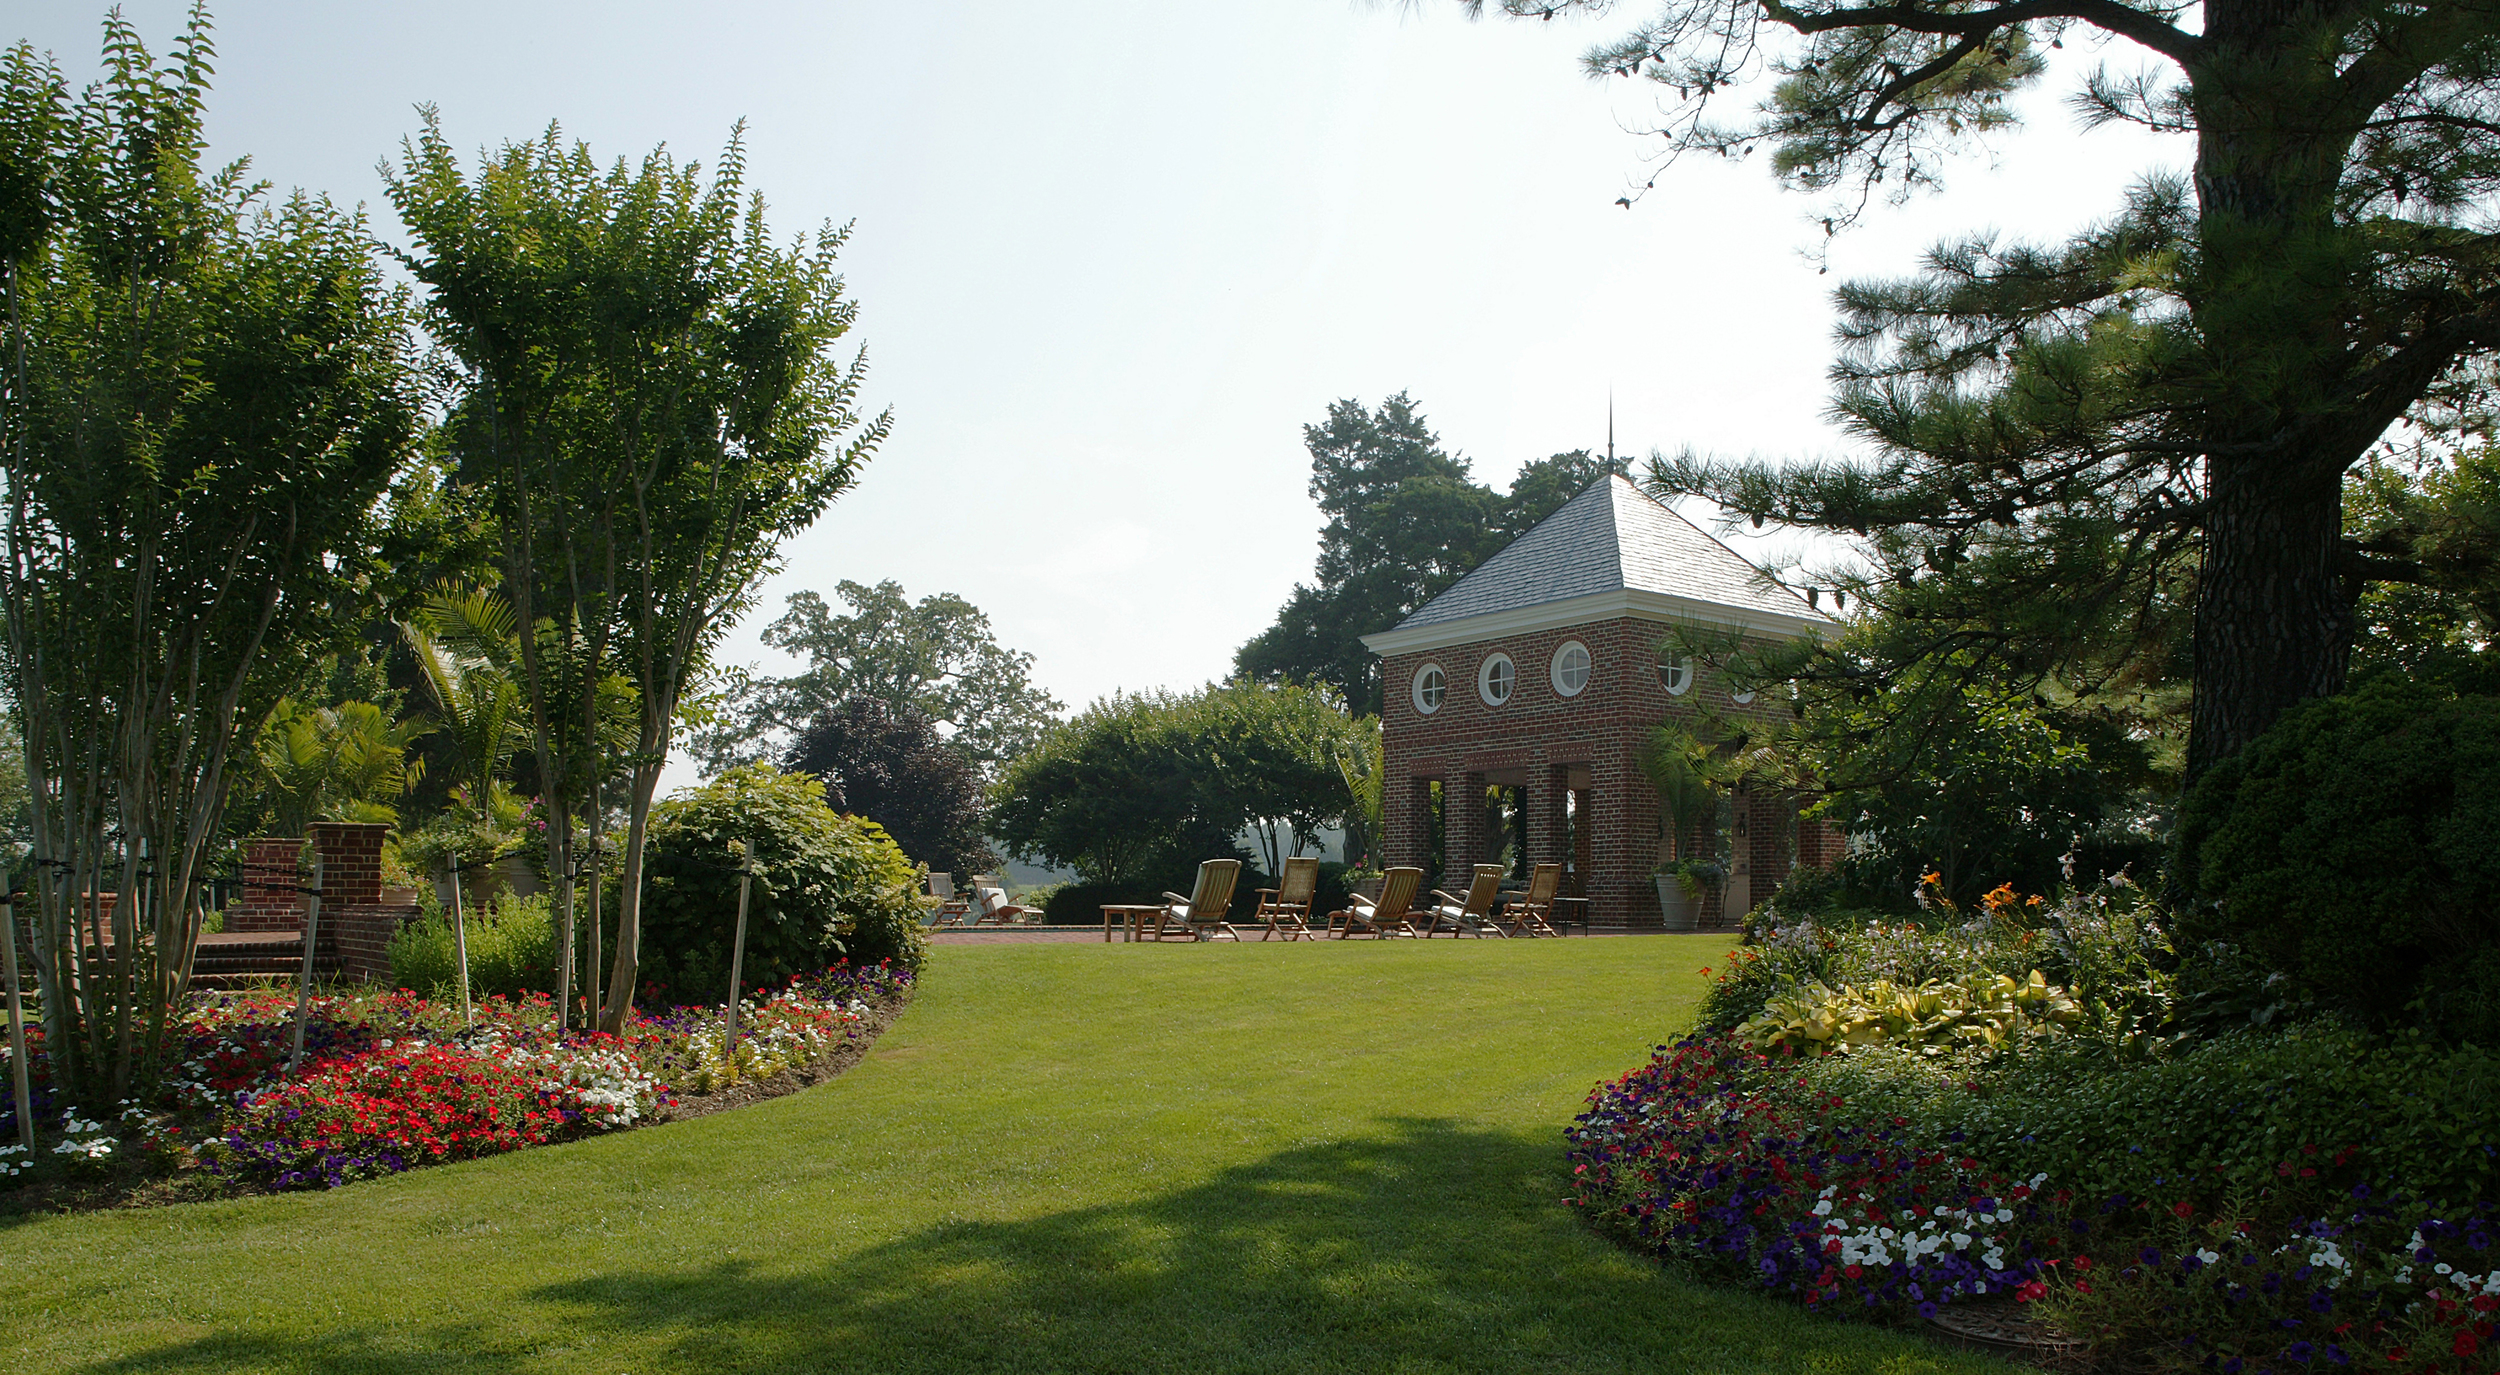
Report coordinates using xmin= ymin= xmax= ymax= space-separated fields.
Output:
xmin=226 ymin=824 xmax=418 ymax=981
xmin=1378 ymin=615 xmax=1841 ymax=927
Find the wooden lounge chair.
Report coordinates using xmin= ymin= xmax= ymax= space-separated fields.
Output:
xmin=1331 ymin=866 xmax=1424 ymax=939
xmin=1424 ymin=864 xmax=1508 ymax=938
xmin=1496 ymin=862 xmax=1564 ymax=937
xmin=1252 ymin=856 xmax=1323 ymax=941
xmin=970 ymin=884 xmax=1039 ymax=926
xmin=1147 ymin=859 xmax=1244 ymax=941
xmin=926 ymin=872 xmax=972 ymax=927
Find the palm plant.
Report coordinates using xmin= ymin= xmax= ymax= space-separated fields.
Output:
xmin=250 ymin=701 xmax=430 ymax=838
xmin=401 ymin=588 xmax=526 ymax=830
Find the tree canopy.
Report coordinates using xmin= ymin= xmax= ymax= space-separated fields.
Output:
xmin=699 ymin=580 xmax=1061 ymax=778
xmin=990 ymin=682 xmax=1366 ymax=887
xmin=785 ymin=697 xmax=998 ymax=881
xmin=388 ymin=113 xmax=886 ymax=1031
xmin=1236 ymin=393 xmax=1627 ymax=714
xmin=1 ymin=14 xmax=418 ymax=1095
xmin=1472 ymin=0 xmax=2500 ymax=788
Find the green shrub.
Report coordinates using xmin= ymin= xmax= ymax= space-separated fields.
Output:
xmin=1041 ymin=880 xmax=1165 ymax=925
xmin=2175 ymin=681 xmax=2500 ymax=1030
xmin=1802 ymin=1020 xmax=2500 ymax=1210
xmin=385 ymin=892 xmax=557 ymax=998
xmin=639 ymin=765 xmax=926 ymax=996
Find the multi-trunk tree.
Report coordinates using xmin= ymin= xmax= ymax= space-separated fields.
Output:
xmin=388 ymin=116 xmax=887 ymax=1033
xmin=0 ymin=16 xmax=417 ymax=1097
xmin=1475 ymin=0 xmax=2500 ymax=787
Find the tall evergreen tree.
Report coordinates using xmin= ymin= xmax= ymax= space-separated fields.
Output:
xmin=1238 ymin=396 xmax=1619 ymax=714
xmin=1473 ymin=0 xmax=2500 ymax=786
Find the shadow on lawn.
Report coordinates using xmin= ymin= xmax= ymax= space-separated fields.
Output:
xmin=85 ymin=1119 xmax=1999 ymax=1375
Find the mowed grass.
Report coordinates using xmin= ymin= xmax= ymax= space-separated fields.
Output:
xmin=0 ymin=937 xmax=2012 ymax=1375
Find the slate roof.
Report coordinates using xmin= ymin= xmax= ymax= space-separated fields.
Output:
xmin=1384 ymin=475 xmax=1828 ymax=635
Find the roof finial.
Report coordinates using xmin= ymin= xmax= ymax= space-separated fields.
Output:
xmin=1607 ymin=389 xmax=1616 ymax=469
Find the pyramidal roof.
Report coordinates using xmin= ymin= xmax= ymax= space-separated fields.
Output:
xmin=1359 ymin=475 xmax=1833 ymax=655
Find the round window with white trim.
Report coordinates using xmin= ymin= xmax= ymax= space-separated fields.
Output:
xmin=1412 ymin=663 xmax=1446 ymax=715
xmin=1731 ymin=685 xmax=1757 ymax=705
xmin=1478 ymin=653 xmax=1515 ymax=706
xmin=1550 ymin=641 xmax=1591 ymax=697
xmin=1659 ymin=650 xmax=1694 ymax=696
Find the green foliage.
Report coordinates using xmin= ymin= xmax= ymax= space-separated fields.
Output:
xmin=2175 ymin=681 xmax=2500 ymax=1031
xmin=783 ymin=698 xmax=997 ymax=879
xmin=1234 ymin=393 xmax=1626 ymax=715
xmin=1733 ymin=969 xmax=2081 ymax=1057
xmin=698 ymin=580 xmax=1063 ymax=778
xmin=388 ymin=109 xmax=890 ymax=1028
xmin=1039 ymin=880 xmax=1167 ymax=926
xmin=0 ymin=12 xmax=419 ymax=1096
xmin=230 ymin=699 xmax=429 ymax=838
xmin=990 ymin=682 xmax=1363 ymax=886
xmin=1807 ymin=1022 xmax=2500 ymax=1213
xmin=386 ymin=892 xmax=557 ymax=1000
xmin=2347 ymin=451 xmax=2500 ymax=694
xmin=638 ymin=765 xmax=925 ymax=997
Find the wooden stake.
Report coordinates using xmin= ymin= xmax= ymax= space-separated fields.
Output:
xmin=448 ymin=857 xmax=473 ymax=1028
xmin=287 ymin=852 xmax=323 ymax=1074
xmin=722 ymin=846 xmax=752 ymax=1071
xmin=3 ymin=891 xmax=36 ymax=1153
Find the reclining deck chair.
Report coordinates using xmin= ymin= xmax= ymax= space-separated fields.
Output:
xmin=1496 ymin=862 xmax=1565 ymax=938
xmin=1424 ymin=864 xmax=1508 ymax=937
xmin=1147 ymin=859 xmax=1244 ymax=941
xmin=970 ymin=882 xmax=1040 ymax=926
xmin=1330 ymin=866 xmax=1424 ymax=938
xmin=925 ymin=872 xmax=972 ymax=927
xmin=1252 ymin=856 xmax=1323 ymax=941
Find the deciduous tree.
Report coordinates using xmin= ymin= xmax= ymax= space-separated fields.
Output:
xmin=0 ymin=14 xmax=417 ymax=1095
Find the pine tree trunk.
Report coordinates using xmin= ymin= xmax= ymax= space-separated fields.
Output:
xmin=2186 ymin=454 xmax=2352 ymax=782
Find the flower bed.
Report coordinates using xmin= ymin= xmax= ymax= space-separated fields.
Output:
xmin=1 ymin=960 xmax=913 ymax=1199
xmin=1570 ymin=880 xmax=2500 ymax=1374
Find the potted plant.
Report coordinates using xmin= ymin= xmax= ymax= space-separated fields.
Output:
xmin=1654 ymin=855 xmax=1724 ymax=931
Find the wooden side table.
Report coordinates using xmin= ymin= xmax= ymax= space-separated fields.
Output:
xmin=1101 ymin=904 xmax=1164 ymax=942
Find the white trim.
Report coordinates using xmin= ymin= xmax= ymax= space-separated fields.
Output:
xmin=1477 ymin=653 xmax=1516 ymax=706
xmin=1550 ymin=640 xmax=1591 ymax=697
xmin=1359 ymin=587 xmax=1832 ymax=657
xmin=1412 ymin=662 xmax=1446 ymax=715
xmin=1660 ymin=651 xmax=1693 ymax=696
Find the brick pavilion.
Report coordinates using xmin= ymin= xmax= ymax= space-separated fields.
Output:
xmin=1360 ymin=475 xmax=1841 ymax=927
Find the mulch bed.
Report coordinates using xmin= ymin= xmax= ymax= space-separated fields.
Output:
xmin=0 ymin=986 xmax=914 ymax=1220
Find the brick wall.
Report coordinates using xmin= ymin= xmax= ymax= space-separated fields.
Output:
xmin=1378 ymin=615 xmax=1823 ymax=927
xmin=226 ymin=826 xmax=415 ymax=981
xmin=230 ymin=838 xmax=309 ymax=933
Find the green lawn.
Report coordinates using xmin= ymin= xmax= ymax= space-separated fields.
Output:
xmin=0 ymin=937 xmax=2012 ymax=1374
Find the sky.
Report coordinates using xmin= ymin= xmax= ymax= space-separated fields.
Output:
xmin=21 ymin=1 xmax=2180 ymax=752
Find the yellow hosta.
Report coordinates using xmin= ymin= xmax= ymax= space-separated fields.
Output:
xmin=1734 ymin=970 xmax=2081 ymax=1058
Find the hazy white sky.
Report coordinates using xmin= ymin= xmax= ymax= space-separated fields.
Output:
xmin=23 ymin=1 xmax=2177 ymax=736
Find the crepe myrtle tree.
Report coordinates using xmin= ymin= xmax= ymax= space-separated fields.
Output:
xmin=389 ymin=114 xmax=889 ymax=1034
xmin=1473 ymin=0 xmax=2500 ymax=786
xmin=0 ymin=14 xmax=419 ymax=1096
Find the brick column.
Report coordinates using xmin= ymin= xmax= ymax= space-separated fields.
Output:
xmin=1526 ymin=763 xmax=1564 ymax=871
xmin=229 ymin=838 xmax=308 ymax=934
xmin=308 ymin=822 xmax=387 ymax=906
xmin=1797 ymin=814 xmax=1846 ymax=870
xmin=1592 ymin=736 xmax=1659 ymax=927
xmin=1386 ymin=776 xmax=1433 ymax=874
xmin=1446 ymin=771 xmax=1488 ymax=876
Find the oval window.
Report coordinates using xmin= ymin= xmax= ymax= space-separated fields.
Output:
xmin=1551 ymin=641 xmax=1591 ymax=697
xmin=1412 ymin=663 xmax=1446 ymax=715
xmin=1478 ymin=653 xmax=1515 ymax=706
xmin=1659 ymin=650 xmax=1693 ymax=696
